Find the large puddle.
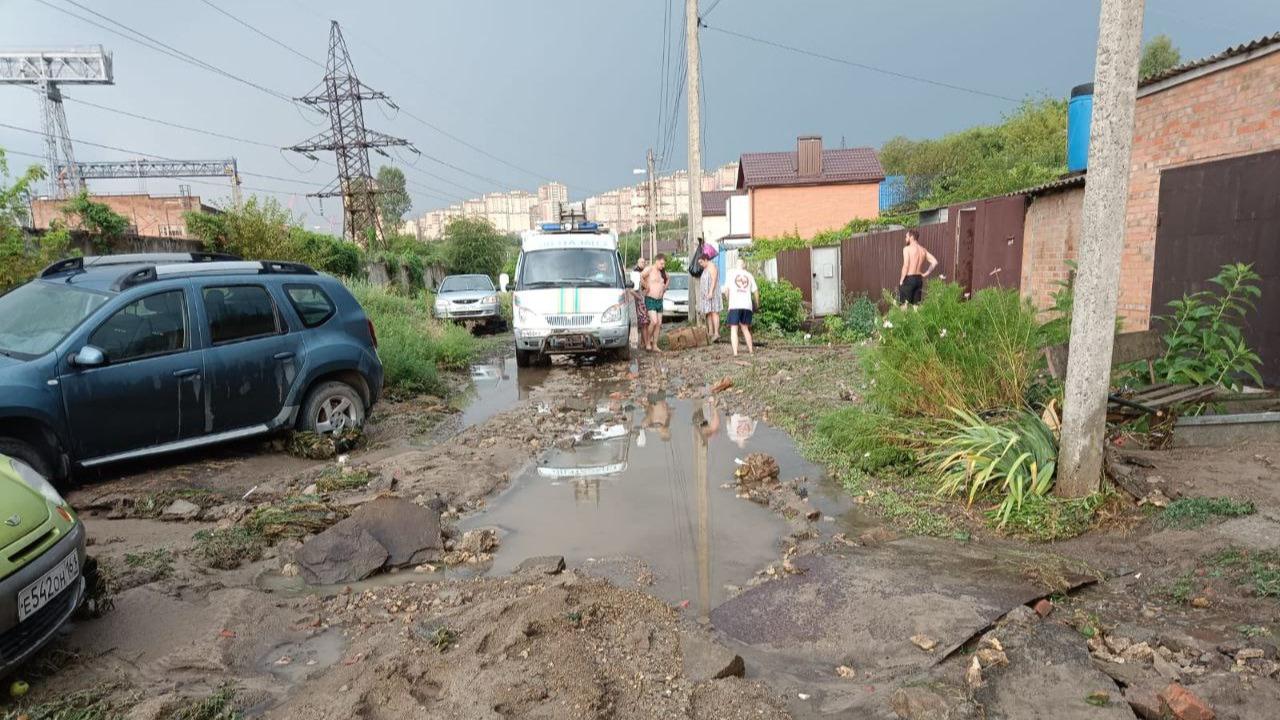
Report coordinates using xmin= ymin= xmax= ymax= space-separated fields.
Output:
xmin=462 ymin=385 xmax=847 ymax=617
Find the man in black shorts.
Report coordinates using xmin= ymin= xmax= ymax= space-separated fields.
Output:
xmin=899 ymin=229 xmax=937 ymax=306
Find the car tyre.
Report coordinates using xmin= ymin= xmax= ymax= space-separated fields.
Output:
xmin=0 ymin=437 xmax=54 ymax=481
xmin=299 ymin=381 xmax=366 ymax=434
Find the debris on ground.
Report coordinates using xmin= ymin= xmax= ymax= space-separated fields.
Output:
xmin=911 ymin=634 xmax=939 ymax=652
xmin=287 ymin=428 xmax=363 ymax=459
xmin=295 ymin=521 xmax=389 ymax=585
xmin=443 ymin=527 xmax=500 ymax=565
xmin=160 ymin=498 xmax=201 ymax=521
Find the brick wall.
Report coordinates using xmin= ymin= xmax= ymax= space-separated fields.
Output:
xmin=1121 ymin=49 xmax=1280 ymax=329
xmin=1019 ymin=48 xmax=1280 ymax=325
xmin=31 ymin=194 xmax=215 ymax=238
xmin=750 ymin=182 xmax=879 ymax=239
xmin=1021 ymin=186 xmax=1085 ymax=311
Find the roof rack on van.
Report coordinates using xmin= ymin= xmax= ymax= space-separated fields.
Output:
xmin=112 ymin=259 xmax=318 ymax=291
xmin=39 ymin=252 xmax=243 ymax=278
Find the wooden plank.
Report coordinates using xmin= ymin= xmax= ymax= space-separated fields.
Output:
xmin=1137 ymin=385 xmax=1216 ymax=408
xmin=1042 ymin=329 xmax=1165 ymax=381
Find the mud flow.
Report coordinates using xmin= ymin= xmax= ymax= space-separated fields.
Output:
xmin=461 ymin=383 xmax=836 ymax=616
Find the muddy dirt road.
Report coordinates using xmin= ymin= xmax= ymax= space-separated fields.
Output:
xmin=4 ymin=344 xmax=1279 ymax=720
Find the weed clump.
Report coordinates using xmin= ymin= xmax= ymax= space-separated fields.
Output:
xmin=1159 ymin=497 xmax=1256 ymax=529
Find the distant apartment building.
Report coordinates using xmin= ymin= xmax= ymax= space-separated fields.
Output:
xmin=403 ymin=182 xmax=564 ymax=240
xmin=402 ymin=163 xmax=738 ymax=240
xmin=584 ymin=162 xmax=739 ymax=234
xmin=30 ymin=192 xmax=219 ymax=239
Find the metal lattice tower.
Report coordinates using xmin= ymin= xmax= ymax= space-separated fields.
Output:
xmin=58 ymin=159 xmax=244 ymax=206
xmin=286 ymin=22 xmax=412 ymax=245
xmin=0 ymin=47 xmax=114 ymax=197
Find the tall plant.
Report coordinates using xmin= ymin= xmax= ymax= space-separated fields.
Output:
xmin=1152 ymin=263 xmax=1263 ymax=391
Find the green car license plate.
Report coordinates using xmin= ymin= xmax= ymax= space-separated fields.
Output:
xmin=18 ymin=551 xmax=78 ymax=622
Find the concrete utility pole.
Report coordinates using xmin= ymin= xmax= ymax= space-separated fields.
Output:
xmin=685 ymin=0 xmax=704 ymax=323
xmin=647 ymin=148 xmax=657 ymax=259
xmin=1058 ymin=0 xmax=1146 ymax=497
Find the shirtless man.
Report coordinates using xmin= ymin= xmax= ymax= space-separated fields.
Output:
xmin=640 ymin=254 xmax=669 ymax=351
xmin=899 ymin=229 xmax=938 ymax=307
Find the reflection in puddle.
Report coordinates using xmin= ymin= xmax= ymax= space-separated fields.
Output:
xmin=457 ymin=357 xmax=550 ymax=428
xmin=462 ymin=391 xmax=839 ymax=617
xmin=258 ymin=628 xmax=347 ymax=684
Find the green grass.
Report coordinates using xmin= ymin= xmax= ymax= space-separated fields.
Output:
xmin=123 ymin=548 xmax=174 ymax=580
xmin=346 ymin=280 xmax=477 ymax=395
xmin=193 ymin=496 xmax=347 ymax=570
xmin=168 ymin=686 xmax=241 ymax=720
xmin=1208 ymin=547 xmax=1280 ymax=598
xmin=1167 ymin=572 xmax=1196 ymax=604
xmin=1159 ymin=497 xmax=1256 ymax=529
xmin=314 ymin=467 xmax=375 ymax=494
xmin=998 ymin=492 xmax=1108 ymax=542
xmin=2 ymin=684 xmax=125 ymax=720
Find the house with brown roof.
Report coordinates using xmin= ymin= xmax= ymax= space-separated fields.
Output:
xmin=736 ymin=135 xmax=884 ymax=240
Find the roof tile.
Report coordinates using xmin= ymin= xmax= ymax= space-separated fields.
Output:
xmin=738 ymin=147 xmax=883 ymax=188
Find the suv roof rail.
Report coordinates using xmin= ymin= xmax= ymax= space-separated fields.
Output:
xmin=112 ymin=259 xmax=318 ymax=291
xmin=39 ymin=252 xmax=244 ymax=279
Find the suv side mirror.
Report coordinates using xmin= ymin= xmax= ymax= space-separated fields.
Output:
xmin=499 ymin=273 xmax=510 ymax=292
xmin=72 ymin=346 xmax=106 ymax=367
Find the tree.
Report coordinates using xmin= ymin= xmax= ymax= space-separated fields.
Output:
xmin=442 ymin=217 xmax=507 ymax=279
xmin=183 ymin=195 xmax=364 ymax=277
xmin=376 ymin=165 xmax=411 ymax=227
xmin=879 ymin=98 xmax=1068 ymax=209
xmin=1139 ymin=34 xmax=1181 ymax=79
xmin=62 ymin=191 xmax=129 ymax=246
xmin=0 ymin=149 xmax=72 ymax=290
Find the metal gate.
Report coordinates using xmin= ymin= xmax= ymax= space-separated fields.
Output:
xmin=811 ymin=246 xmax=841 ymax=316
xmin=1151 ymin=149 xmax=1280 ymax=386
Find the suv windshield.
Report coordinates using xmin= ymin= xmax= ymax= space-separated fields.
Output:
xmin=439 ymin=275 xmax=494 ymax=293
xmin=0 ymin=281 xmax=110 ymax=358
xmin=518 ymin=248 xmax=621 ymax=289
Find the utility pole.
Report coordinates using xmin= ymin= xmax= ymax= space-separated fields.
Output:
xmin=647 ymin=148 xmax=657 ymax=259
xmin=685 ymin=0 xmax=704 ymax=324
xmin=1058 ymin=0 xmax=1146 ymax=497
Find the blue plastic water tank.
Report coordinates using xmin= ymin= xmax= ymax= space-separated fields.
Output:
xmin=1067 ymin=83 xmax=1094 ymax=173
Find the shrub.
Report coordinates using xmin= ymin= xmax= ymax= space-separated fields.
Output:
xmin=756 ymin=279 xmax=806 ymax=333
xmin=928 ymin=408 xmax=1058 ymax=527
xmin=346 ymin=280 xmax=477 ymax=394
xmin=443 ymin=217 xmax=508 ymax=278
xmin=815 ymin=407 xmax=914 ymax=472
xmin=841 ymin=294 xmax=879 ymax=340
xmin=1152 ymin=263 xmax=1263 ymax=391
xmin=864 ymin=282 xmax=1041 ymax=418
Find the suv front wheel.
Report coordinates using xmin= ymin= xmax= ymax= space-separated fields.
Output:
xmin=299 ymin=381 xmax=366 ymax=434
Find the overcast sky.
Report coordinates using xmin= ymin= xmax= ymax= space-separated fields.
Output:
xmin=2 ymin=0 xmax=1277 ymax=232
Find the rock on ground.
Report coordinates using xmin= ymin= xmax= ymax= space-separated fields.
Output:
xmin=295 ymin=521 xmax=389 ymax=585
xmin=161 ymin=498 xmax=201 ymax=521
xmin=514 ymin=555 xmax=566 ymax=576
xmin=345 ymin=497 xmax=442 ymax=567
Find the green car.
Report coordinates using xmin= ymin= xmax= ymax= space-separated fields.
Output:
xmin=0 ymin=453 xmax=85 ymax=676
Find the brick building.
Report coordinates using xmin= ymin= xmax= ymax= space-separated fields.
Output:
xmin=1021 ymin=33 xmax=1280 ymax=330
xmin=30 ymin=193 xmax=219 ymax=239
xmin=736 ymin=136 xmax=883 ymax=239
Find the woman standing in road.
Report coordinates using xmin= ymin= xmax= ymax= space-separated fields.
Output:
xmin=697 ymin=253 xmax=721 ymax=343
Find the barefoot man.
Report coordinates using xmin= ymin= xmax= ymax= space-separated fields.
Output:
xmin=899 ymin=229 xmax=938 ymax=307
xmin=640 ymin=254 xmax=669 ymax=351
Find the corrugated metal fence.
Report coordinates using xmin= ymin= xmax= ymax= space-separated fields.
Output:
xmin=773 ymin=195 xmax=1028 ymax=311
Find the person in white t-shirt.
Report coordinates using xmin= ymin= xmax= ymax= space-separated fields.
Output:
xmin=721 ymin=258 xmax=760 ymax=356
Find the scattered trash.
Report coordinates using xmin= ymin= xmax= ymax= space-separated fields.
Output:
xmin=797 ymin=693 xmax=811 ymax=701
xmin=242 ymin=485 xmax=258 ymax=501
xmin=710 ymin=377 xmax=733 ymax=394
xmin=590 ymin=424 xmax=627 ymax=440
xmin=274 ymin=656 xmax=293 ymax=666
xmin=836 ymin=665 xmax=856 ymax=679
xmin=9 ymin=680 xmax=29 ymax=698
xmin=965 ymin=656 xmax=983 ymax=688
xmin=219 ymin=629 xmax=237 ymax=639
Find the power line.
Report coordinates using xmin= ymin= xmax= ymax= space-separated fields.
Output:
xmin=59 ymin=93 xmax=279 ymax=149
xmin=282 ymin=0 xmax=560 ymax=186
xmin=196 ymin=0 xmax=325 ymax=68
xmin=701 ymin=22 xmax=1021 ymax=103
xmin=656 ymin=0 xmax=674 ymax=152
xmin=34 ymin=0 xmax=314 ymax=111
xmin=701 ymin=0 xmax=728 ymax=20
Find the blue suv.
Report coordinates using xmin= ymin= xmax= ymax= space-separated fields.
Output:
xmin=0 ymin=253 xmax=383 ymax=480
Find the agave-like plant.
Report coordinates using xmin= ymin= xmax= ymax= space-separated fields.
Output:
xmin=928 ymin=408 xmax=1058 ymax=526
